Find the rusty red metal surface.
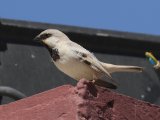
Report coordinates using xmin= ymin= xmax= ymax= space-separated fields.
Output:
xmin=0 ymin=79 xmax=160 ymax=120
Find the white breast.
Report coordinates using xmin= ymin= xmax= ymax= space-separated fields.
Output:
xmin=54 ymin=59 xmax=97 ymax=81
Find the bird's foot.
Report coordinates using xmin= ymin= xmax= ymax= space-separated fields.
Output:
xmin=91 ymin=79 xmax=96 ymax=83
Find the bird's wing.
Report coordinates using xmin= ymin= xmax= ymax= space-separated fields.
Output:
xmin=69 ymin=41 xmax=113 ymax=81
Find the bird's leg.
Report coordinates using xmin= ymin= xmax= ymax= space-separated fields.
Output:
xmin=91 ymin=79 xmax=96 ymax=83
xmin=91 ymin=74 xmax=96 ymax=83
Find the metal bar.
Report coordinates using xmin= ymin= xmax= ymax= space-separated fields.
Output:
xmin=0 ymin=18 xmax=160 ymax=57
xmin=0 ymin=86 xmax=26 ymax=101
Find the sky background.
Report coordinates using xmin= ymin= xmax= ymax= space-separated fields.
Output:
xmin=0 ymin=0 xmax=160 ymax=35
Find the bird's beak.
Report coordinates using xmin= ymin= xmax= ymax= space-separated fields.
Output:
xmin=33 ymin=35 xmax=41 ymax=42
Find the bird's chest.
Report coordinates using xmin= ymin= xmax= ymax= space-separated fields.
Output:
xmin=54 ymin=59 xmax=96 ymax=80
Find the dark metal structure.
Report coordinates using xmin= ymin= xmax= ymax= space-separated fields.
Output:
xmin=0 ymin=18 xmax=160 ymax=104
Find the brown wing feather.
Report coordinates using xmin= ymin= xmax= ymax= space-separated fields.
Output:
xmin=74 ymin=50 xmax=113 ymax=80
xmin=70 ymin=42 xmax=116 ymax=83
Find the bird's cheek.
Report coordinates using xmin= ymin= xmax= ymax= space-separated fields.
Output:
xmin=42 ymin=40 xmax=52 ymax=48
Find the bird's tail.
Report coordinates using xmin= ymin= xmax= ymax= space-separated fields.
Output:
xmin=101 ymin=62 xmax=143 ymax=74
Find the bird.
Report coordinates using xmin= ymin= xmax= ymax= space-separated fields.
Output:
xmin=34 ymin=29 xmax=143 ymax=89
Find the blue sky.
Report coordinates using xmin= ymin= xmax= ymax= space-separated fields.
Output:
xmin=0 ymin=0 xmax=160 ymax=35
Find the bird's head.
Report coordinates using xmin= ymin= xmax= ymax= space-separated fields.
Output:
xmin=34 ymin=29 xmax=69 ymax=48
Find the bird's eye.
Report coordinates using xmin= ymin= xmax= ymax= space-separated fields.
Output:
xmin=40 ymin=33 xmax=52 ymax=40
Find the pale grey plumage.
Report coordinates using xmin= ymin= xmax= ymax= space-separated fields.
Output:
xmin=34 ymin=29 xmax=143 ymax=89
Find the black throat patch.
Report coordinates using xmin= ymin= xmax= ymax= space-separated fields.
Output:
xmin=44 ymin=44 xmax=60 ymax=61
xmin=51 ymin=48 xmax=60 ymax=61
